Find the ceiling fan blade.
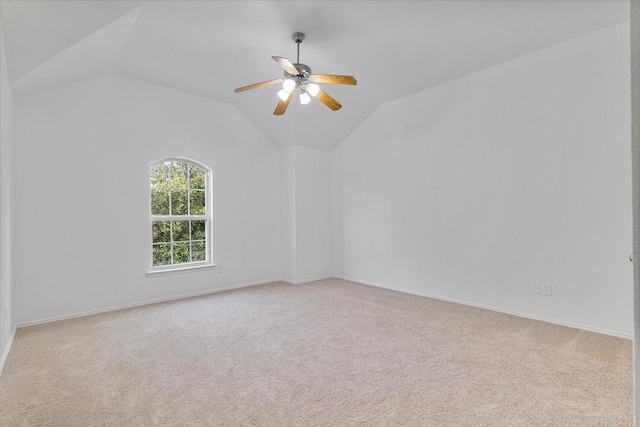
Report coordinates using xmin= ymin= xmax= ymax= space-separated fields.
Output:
xmin=274 ymin=91 xmax=294 ymax=116
xmin=309 ymin=74 xmax=357 ymax=85
xmin=234 ymin=78 xmax=283 ymax=93
xmin=315 ymin=89 xmax=342 ymax=111
xmin=272 ymin=56 xmax=299 ymax=75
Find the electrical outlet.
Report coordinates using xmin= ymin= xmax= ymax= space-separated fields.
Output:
xmin=217 ymin=265 xmax=222 ymax=273
xmin=531 ymin=282 xmax=540 ymax=294
xmin=541 ymin=283 xmax=552 ymax=296
xmin=3 ymin=306 xmax=7 ymax=321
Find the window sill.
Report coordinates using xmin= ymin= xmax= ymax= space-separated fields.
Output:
xmin=146 ymin=263 xmax=216 ymax=278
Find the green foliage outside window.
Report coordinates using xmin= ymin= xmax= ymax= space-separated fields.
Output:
xmin=150 ymin=160 xmax=209 ymax=267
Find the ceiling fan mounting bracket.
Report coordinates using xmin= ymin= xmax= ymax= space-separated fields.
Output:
xmin=292 ymin=32 xmax=305 ymax=44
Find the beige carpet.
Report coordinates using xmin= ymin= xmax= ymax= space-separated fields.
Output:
xmin=0 ymin=279 xmax=632 ymax=426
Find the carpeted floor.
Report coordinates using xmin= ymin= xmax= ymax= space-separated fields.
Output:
xmin=0 ymin=279 xmax=633 ymax=426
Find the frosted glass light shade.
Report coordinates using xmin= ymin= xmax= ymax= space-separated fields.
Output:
xmin=300 ymin=91 xmax=311 ymax=105
xmin=307 ymin=83 xmax=320 ymax=97
xmin=277 ymin=89 xmax=289 ymax=101
xmin=283 ymin=79 xmax=296 ymax=92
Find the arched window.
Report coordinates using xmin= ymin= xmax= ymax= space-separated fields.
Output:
xmin=148 ymin=158 xmax=213 ymax=274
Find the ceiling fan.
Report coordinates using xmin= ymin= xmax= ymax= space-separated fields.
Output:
xmin=234 ymin=32 xmax=357 ymax=116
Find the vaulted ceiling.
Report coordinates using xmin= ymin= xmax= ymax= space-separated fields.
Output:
xmin=0 ymin=0 xmax=629 ymax=151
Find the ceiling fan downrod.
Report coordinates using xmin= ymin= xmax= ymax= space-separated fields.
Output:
xmin=292 ymin=32 xmax=305 ymax=65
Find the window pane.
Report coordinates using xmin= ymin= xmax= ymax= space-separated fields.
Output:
xmin=152 ymin=221 xmax=171 ymax=243
xmin=153 ymin=243 xmax=172 ymax=266
xmin=189 ymin=165 xmax=205 ymax=189
xmin=189 ymin=190 xmax=206 ymax=215
xmin=191 ymin=220 xmax=206 ymax=240
xmin=172 ymin=221 xmax=190 ymax=242
xmin=151 ymin=189 xmax=170 ymax=215
xmin=192 ymin=241 xmax=206 ymax=262
xmin=173 ymin=242 xmax=190 ymax=264
xmin=150 ymin=163 xmax=171 ymax=189
xmin=170 ymin=162 xmax=188 ymax=189
xmin=171 ymin=190 xmax=188 ymax=215
xmin=150 ymin=160 xmax=211 ymax=271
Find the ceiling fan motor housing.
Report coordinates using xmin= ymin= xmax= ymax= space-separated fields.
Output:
xmin=284 ymin=62 xmax=312 ymax=90
xmin=289 ymin=63 xmax=311 ymax=77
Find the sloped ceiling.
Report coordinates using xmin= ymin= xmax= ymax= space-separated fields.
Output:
xmin=0 ymin=0 xmax=629 ymax=151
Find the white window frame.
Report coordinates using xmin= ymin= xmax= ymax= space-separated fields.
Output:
xmin=146 ymin=157 xmax=215 ymax=277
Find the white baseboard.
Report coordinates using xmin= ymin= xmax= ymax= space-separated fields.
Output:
xmin=282 ymin=275 xmax=334 ymax=285
xmin=0 ymin=326 xmax=17 ymax=376
xmin=13 ymin=275 xmax=633 ymax=340
xmin=16 ymin=277 xmax=283 ymax=328
xmin=334 ymin=275 xmax=633 ymax=340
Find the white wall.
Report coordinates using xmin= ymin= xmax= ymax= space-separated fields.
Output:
xmin=0 ymin=19 xmax=15 ymax=369
xmin=281 ymin=146 xmax=296 ymax=282
xmin=12 ymin=74 xmax=282 ymax=325
xmin=333 ymin=22 xmax=633 ymax=337
xmin=294 ymin=146 xmax=332 ymax=282
xmin=630 ymin=0 xmax=640 ymax=418
xmin=281 ymin=146 xmax=332 ymax=283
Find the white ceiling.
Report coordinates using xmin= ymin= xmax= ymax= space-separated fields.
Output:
xmin=0 ymin=0 xmax=629 ymax=151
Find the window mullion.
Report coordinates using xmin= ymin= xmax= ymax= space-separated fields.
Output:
xmin=169 ymin=220 xmax=174 ymax=265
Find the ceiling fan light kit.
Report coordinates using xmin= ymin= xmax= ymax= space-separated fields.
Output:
xmin=234 ymin=32 xmax=357 ymax=115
